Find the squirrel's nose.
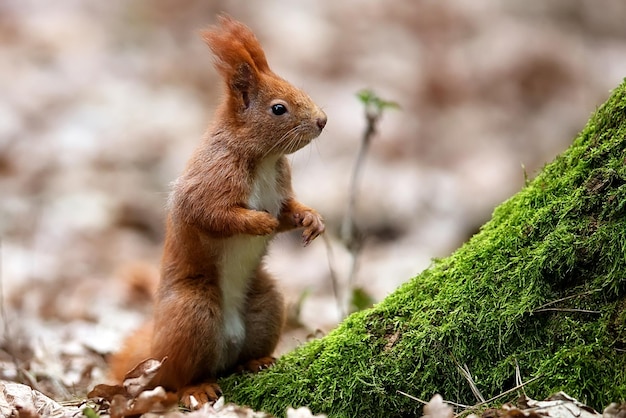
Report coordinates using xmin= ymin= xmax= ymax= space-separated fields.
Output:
xmin=316 ymin=115 xmax=327 ymax=131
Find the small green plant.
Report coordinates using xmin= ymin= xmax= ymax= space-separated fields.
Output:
xmin=82 ymin=406 xmax=101 ymax=418
xmin=324 ymin=89 xmax=399 ymax=318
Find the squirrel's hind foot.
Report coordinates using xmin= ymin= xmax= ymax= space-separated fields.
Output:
xmin=178 ymin=381 xmax=222 ymax=410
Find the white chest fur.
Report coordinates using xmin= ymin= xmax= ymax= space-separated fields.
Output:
xmin=217 ymin=156 xmax=283 ymax=365
xmin=248 ymin=156 xmax=282 ymax=216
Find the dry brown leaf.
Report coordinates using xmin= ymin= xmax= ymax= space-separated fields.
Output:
xmin=87 ymin=383 xmax=128 ymax=399
xmin=123 ymin=357 xmax=167 ymax=397
xmin=494 ymin=408 xmax=543 ymax=418
xmin=423 ymin=394 xmax=454 ymax=418
xmin=15 ymin=404 xmax=41 ymax=418
xmin=603 ymin=403 xmax=626 ymax=418
xmin=471 ymin=393 xmax=603 ymax=418
xmin=109 ymin=389 xmax=175 ymax=418
xmin=128 ymin=386 xmax=178 ymax=415
xmin=88 ymin=357 xmax=181 ymax=417
xmin=110 ymin=394 xmax=131 ymax=418
xmin=0 ymin=381 xmax=78 ymax=418
xmin=286 ymin=406 xmax=327 ymax=418
xmin=140 ymin=400 xmax=274 ymax=417
xmin=523 ymin=392 xmax=601 ymax=418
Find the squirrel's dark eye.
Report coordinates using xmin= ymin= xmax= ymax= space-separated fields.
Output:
xmin=271 ymin=103 xmax=287 ymax=115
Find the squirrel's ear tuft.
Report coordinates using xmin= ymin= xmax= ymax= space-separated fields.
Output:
xmin=231 ymin=62 xmax=253 ymax=109
xmin=201 ymin=14 xmax=270 ymax=85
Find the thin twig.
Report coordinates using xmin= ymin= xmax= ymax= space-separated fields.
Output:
xmin=322 ymin=234 xmax=346 ymax=320
xmin=398 ymin=376 xmax=542 ymax=415
xmin=0 ymin=238 xmax=15 ymax=360
xmin=473 ymin=375 xmax=542 ymax=407
xmin=0 ymin=238 xmax=9 ymax=341
xmin=532 ymin=308 xmax=601 ymax=314
xmin=346 ymin=241 xmax=363 ymax=299
xmin=454 ymin=375 xmax=543 ymax=417
xmin=341 ymin=110 xmax=377 ymax=291
xmin=0 ymin=239 xmax=33 ymax=390
xmin=532 ymin=288 xmax=600 ymax=311
xmin=397 ymin=390 xmax=470 ymax=409
xmin=0 ymin=237 xmax=6 ymax=339
xmin=457 ymin=363 xmax=485 ymax=403
xmin=514 ymin=360 xmax=521 ymax=387
xmin=330 ymin=102 xmax=379 ymax=318
xmin=341 ymin=111 xmax=376 ymax=243
xmin=325 ymin=90 xmax=396 ymax=319
xmin=396 ymin=390 xmax=428 ymax=405
xmin=17 ymin=367 xmax=42 ymax=392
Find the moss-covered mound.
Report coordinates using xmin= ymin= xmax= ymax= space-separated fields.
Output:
xmin=220 ymin=80 xmax=626 ymax=417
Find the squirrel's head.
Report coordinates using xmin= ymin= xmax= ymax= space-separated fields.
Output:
xmin=202 ymin=15 xmax=327 ymax=157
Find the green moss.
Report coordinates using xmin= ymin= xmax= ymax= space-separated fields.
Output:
xmin=220 ymin=79 xmax=626 ymax=417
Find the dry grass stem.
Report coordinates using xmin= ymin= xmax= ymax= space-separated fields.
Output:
xmin=455 ymin=375 xmax=543 ymax=417
xmin=532 ymin=289 xmax=601 ymax=312
xmin=532 ymin=308 xmax=601 ymax=314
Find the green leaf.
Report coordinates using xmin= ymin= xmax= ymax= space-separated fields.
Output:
xmin=356 ymin=89 xmax=400 ymax=112
xmin=82 ymin=407 xmax=100 ymax=418
xmin=350 ymin=286 xmax=375 ymax=313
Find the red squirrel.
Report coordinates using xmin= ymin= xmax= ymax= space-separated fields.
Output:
xmin=109 ymin=15 xmax=327 ymax=405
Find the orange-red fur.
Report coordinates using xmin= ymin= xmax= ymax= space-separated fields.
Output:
xmin=109 ymin=15 xmax=327 ymax=405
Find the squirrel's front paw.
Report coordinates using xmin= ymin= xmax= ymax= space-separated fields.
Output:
xmin=295 ymin=210 xmax=325 ymax=246
xmin=234 ymin=356 xmax=276 ymax=373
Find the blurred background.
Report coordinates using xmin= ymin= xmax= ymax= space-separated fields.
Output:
xmin=1 ymin=0 xmax=626 ymax=400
